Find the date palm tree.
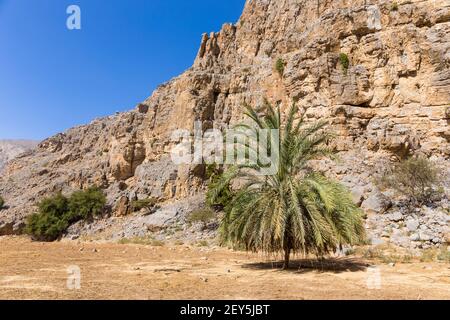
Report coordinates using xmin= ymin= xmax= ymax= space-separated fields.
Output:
xmin=208 ymin=102 xmax=366 ymax=269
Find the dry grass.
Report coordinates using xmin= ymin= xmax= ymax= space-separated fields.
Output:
xmin=118 ymin=236 xmax=164 ymax=247
xmin=355 ymin=244 xmax=449 ymax=264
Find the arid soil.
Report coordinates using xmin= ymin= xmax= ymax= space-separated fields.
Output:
xmin=0 ymin=236 xmax=449 ymax=300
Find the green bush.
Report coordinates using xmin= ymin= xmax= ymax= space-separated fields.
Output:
xmin=188 ymin=209 xmax=215 ymax=227
xmin=275 ymin=58 xmax=286 ymax=76
xmin=376 ymin=156 xmax=442 ymax=205
xmin=131 ymin=198 xmax=157 ymax=212
xmin=68 ymin=187 xmax=106 ymax=221
xmin=25 ymin=193 xmax=70 ymax=241
xmin=391 ymin=2 xmax=399 ymax=11
xmin=0 ymin=196 xmax=4 ymax=210
xmin=26 ymin=188 xmax=106 ymax=241
xmin=339 ymin=53 xmax=350 ymax=73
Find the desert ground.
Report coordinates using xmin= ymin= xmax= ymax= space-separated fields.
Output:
xmin=0 ymin=236 xmax=449 ymax=300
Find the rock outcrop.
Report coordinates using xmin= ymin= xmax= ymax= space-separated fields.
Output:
xmin=1 ymin=0 xmax=449 ymax=247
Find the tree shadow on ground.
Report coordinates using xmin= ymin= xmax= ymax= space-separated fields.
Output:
xmin=242 ymin=257 xmax=369 ymax=274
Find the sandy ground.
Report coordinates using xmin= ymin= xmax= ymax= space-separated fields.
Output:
xmin=0 ymin=236 xmax=449 ymax=300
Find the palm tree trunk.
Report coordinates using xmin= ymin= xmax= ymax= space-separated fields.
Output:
xmin=283 ymin=247 xmax=291 ymax=270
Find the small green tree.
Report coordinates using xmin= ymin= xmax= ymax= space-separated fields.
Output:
xmin=391 ymin=2 xmax=399 ymax=11
xmin=25 ymin=193 xmax=70 ymax=241
xmin=0 ymin=196 xmax=5 ymax=210
xmin=210 ymin=102 xmax=366 ymax=269
xmin=339 ymin=53 xmax=350 ymax=73
xmin=376 ymin=156 xmax=442 ymax=206
xmin=275 ymin=58 xmax=286 ymax=76
xmin=68 ymin=187 xmax=106 ymax=221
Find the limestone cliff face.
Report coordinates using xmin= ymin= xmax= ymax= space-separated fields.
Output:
xmin=1 ymin=0 xmax=449 ymax=241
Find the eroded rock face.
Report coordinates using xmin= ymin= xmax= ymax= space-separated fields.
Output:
xmin=1 ymin=0 xmax=449 ymax=244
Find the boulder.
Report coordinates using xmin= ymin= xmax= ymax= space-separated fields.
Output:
xmin=389 ymin=212 xmax=404 ymax=222
xmin=406 ymin=220 xmax=420 ymax=232
xmin=361 ymin=193 xmax=384 ymax=214
xmin=350 ymin=186 xmax=365 ymax=206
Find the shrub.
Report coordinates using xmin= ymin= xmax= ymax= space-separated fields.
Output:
xmin=118 ymin=236 xmax=154 ymax=246
xmin=0 ymin=196 xmax=4 ymax=210
xmin=339 ymin=53 xmax=350 ymax=73
xmin=26 ymin=188 xmax=106 ymax=241
xmin=275 ymin=58 xmax=286 ymax=76
xmin=151 ymin=240 xmax=165 ymax=247
xmin=418 ymin=247 xmax=450 ymax=263
xmin=174 ymin=240 xmax=184 ymax=246
xmin=25 ymin=213 xmax=70 ymax=242
xmin=188 ymin=209 xmax=215 ymax=227
xmin=376 ymin=156 xmax=442 ymax=205
xmin=197 ymin=240 xmax=209 ymax=247
xmin=25 ymin=193 xmax=70 ymax=241
xmin=420 ymin=249 xmax=437 ymax=263
xmin=68 ymin=187 xmax=106 ymax=221
xmin=391 ymin=2 xmax=399 ymax=11
xmin=437 ymin=246 xmax=450 ymax=263
xmin=131 ymin=197 xmax=157 ymax=212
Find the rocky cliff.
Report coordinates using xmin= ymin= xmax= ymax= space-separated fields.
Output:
xmin=1 ymin=0 xmax=449 ymax=247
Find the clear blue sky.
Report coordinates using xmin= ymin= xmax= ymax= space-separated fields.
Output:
xmin=0 ymin=0 xmax=245 ymax=140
